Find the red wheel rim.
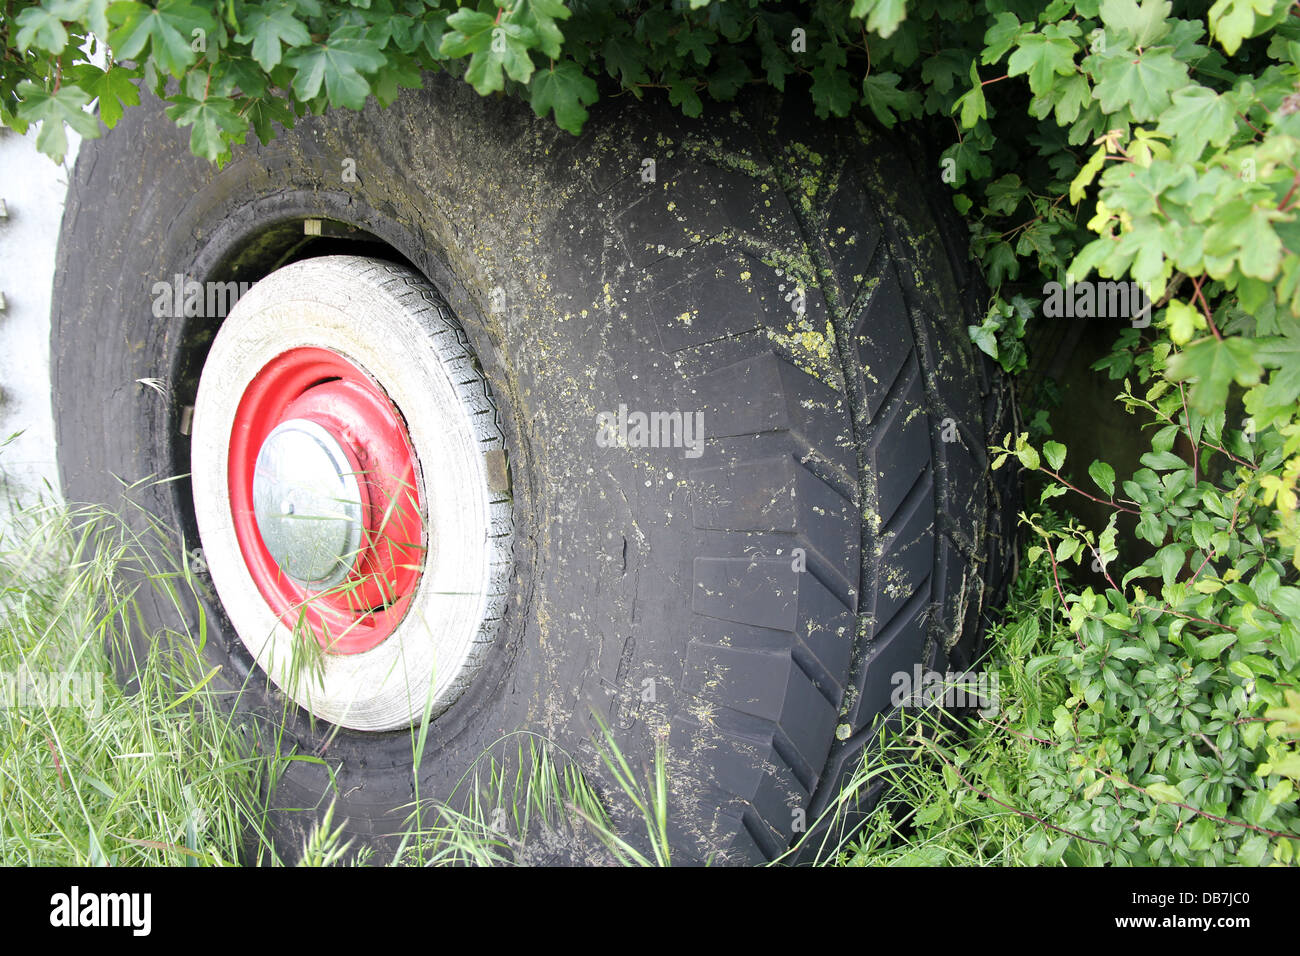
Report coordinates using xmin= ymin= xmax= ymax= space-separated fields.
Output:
xmin=227 ymin=347 xmax=424 ymax=655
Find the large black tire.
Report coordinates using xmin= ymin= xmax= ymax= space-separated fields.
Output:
xmin=52 ymin=75 xmax=1016 ymax=864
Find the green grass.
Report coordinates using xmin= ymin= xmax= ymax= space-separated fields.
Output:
xmin=393 ymin=725 xmax=672 ymax=866
xmin=0 ymin=489 xmax=270 ymax=865
xmin=807 ymin=555 xmax=1099 ymax=867
xmin=801 ymin=568 xmax=1063 ymax=866
xmin=0 ymin=476 xmax=678 ymax=866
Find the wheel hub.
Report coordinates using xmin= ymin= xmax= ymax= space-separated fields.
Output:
xmin=252 ymin=418 xmax=366 ymax=588
xmin=189 ymin=256 xmax=512 ymax=729
xmin=226 ymin=346 xmax=426 ymax=655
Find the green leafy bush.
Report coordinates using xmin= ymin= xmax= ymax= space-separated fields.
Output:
xmin=5 ymin=0 xmax=1300 ymax=863
xmin=970 ymin=346 xmax=1300 ymax=863
xmin=836 ymin=505 xmax=1300 ymax=866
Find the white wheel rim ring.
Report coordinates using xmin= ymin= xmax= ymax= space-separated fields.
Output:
xmin=190 ymin=257 xmax=510 ymax=731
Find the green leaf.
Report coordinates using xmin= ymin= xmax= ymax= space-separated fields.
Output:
xmin=16 ymin=6 xmax=70 ymax=55
xmin=371 ymin=54 xmax=423 ymax=109
xmin=1248 ymin=333 xmax=1300 ymax=424
xmin=1269 ymin=585 xmax=1300 ymax=619
xmin=1140 ymin=450 xmax=1189 ymax=471
xmin=707 ymin=51 xmax=749 ymax=101
xmin=1007 ymin=28 xmax=1078 ymax=98
xmin=851 ymin=0 xmax=908 ymax=39
xmin=1209 ymin=0 xmax=1279 ymax=55
xmin=440 ymin=8 xmax=495 ymax=58
xmin=1092 ymin=48 xmax=1188 ymax=122
xmin=1165 ymin=300 xmax=1204 ymax=346
xmin=943 ymin=139 xmax=993 ymax=190
xmin=982 ymin=12 xmax=1026 ymax=64
xmin=809 ymin=56 xmax=855 ymax=119
xmin=860 ymin=72 xmax=918 ymax=127
xmin=164 ymin=93 xmax=250 ymax=164
xmin=1145 ymin=781 xmax=1184 ymax=803
xmin=49 ymin=0 xmax=111 ymax=40
xmin=1070 ymin=145 xmax=1106 ymax=205
xmin=215 ymin=56 xmax=269 ymax=99
xmin=1264 ymin=752 xmax=1300 ymax=784
xmin=243 ymin=95 xmax=295 ymax=145
xmin=920 ymin=51 xmax=967 ymax=95
xmin=109 ymin=0 xmax=217 ymax=78
xmin=237 ymin=5 xmax=312 ymax=71
xmin=1135 ymin=509 xmax=1165 ymax=546
xmin=667 ymin=76 xmax=703 ymax=118
xmin=1202 ymin=199 xmax=1284 ymax=281
xmin=969 ymin=322 xmax=998 ymax=359
xmin=286 ymin=28 xmax=387 ymax=110
xmin=1089 ymin=460 xmax=1116 ymax=497
xmin=517 ymin=0 xmax=570 ymax=61
xmin=464 ymin=20 xmax=538 ymax=94
xmin=1098 ymin=0 xmax=1173 ymax=49
xmin=603 ymin=34 xmax=649 ymax=87
xmin=1157 ymin=87 xmax=1238 ymax=162
xmin=954 ymin=61 xmax=986 ymax=129
xmin=1040 ymin=483 xmax=1068 ymax=502
xmin=1043 ymin=72 xmax=1091 ymax=126
xmin=529 ymin=60 xmax=598 ymax=135
xmin=1016 ymin=444 xmax=1041 ymax=470
xmin=1186 ymin=817 xmax=1216 ymax=851
xmin=674 ymin=27 xmax=713 ymax=67
xmin=1156 ymin=544 xmax=1185 ymax=584
xmin=1197 ymin=632 xmax=1237 ymax=659
xmin=1166 ymin=336 xmax=1265 ymax=414
xmin=69 ymin=65 xmax=141 ymax=129
xmin=15 ymin=81 xmax=102 ymax=163
xmin=985 ymin=174 xmax=1027 ymax=216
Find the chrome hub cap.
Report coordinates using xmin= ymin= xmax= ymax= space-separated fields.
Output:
xmin=252 ymin=418 xmax=366 ymax=588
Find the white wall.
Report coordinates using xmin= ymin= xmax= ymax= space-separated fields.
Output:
xmin=0 ymin=126 xmax=82 ymax=506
